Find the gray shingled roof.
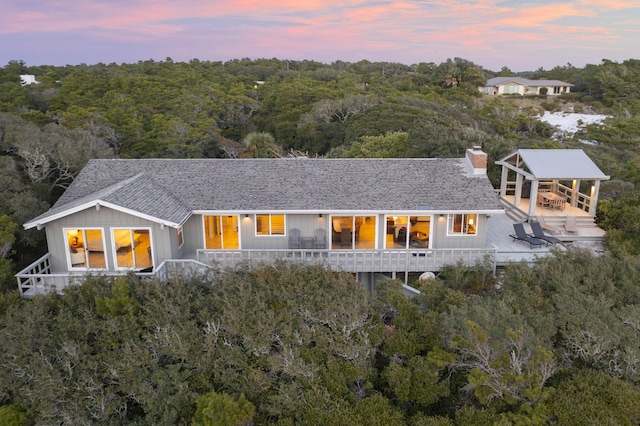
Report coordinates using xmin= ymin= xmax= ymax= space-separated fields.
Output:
xmin=486 ymin=77 xmax=574 ymax=87
xmin=26 ymin=158 xmax=503 ymax=228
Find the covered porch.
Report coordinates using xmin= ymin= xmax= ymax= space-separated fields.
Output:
xmin=495 ymin=149 xmax=609 ymax=220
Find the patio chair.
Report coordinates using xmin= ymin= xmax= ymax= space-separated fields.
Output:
xmin=551 ymin=197 xmax=566 ymax=210
xmin=510 ymin=223 xmax=546 ymax=248
xmin=564 ymin=216 xmax=579 ymax=235
xmin=536 ymin=192 xmax=550 ymax=208
xmin=535 ymin=216 xmax=562 ymax=235
xmin=288 ymin=228 xmax=301 ymax=249
xmin=313 ymin=228 xmax=327 ymax=249
xmin=529 ymin=221 xmax=561 ymax=245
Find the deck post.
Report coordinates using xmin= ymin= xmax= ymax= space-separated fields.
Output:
xmin=589 ymin=180 xmax=601 ymax=217
xmin=528 ymin=180 xmax=539 ymax=218
xmin=499 ymin=166 xmax=509 ymax=197
xmin=514 ymin=173 xmax=523 ymax=207
xmin=571 ymin=179 xmax=580 ymax=207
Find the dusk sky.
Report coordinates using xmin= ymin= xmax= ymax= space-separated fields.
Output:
xmin=2 ymin=0 xmax=639 ymax=72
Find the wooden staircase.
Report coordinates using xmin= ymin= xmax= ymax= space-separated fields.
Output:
xmin=498 ymin=198 xmax=605 ymax=242
xmin=499 ymin=198 xmax=528 ymax=222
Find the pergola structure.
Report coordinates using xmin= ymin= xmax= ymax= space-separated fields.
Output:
xmin=495 ymin=149 xmax=609 ymax=218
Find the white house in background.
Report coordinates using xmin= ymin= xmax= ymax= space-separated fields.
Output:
xmin=16 ymin=148 xmax=506 ymax=297
xmin=19 ymin=75 xmax=39 ymax=86
xmin=480 ymin=77 xmax=573 ymax=96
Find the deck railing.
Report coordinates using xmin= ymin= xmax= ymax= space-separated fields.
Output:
xmin=15 ymin=255 xmax=210 ymax=297
xmin=196 ymin=248 xmax=497 ymax=274
xmin=503 ymin=181 xmax=592 ymax=213
xmin=16 ymin=250 xmax=496 ymax=297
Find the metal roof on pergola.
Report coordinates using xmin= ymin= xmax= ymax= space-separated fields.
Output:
xmin=497 ymin=149 xmax=609 ymax=180
xmin=495 ymin=149 xmax=609 ymax=218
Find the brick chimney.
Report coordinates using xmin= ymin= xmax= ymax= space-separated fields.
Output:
xmin=466 ymin=146 xmax=487 ymax=175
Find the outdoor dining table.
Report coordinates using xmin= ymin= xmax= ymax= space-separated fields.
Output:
xmin=539 ymin=192 xmax=565 ymax=210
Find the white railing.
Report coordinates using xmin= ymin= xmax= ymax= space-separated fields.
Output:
xmin=16 ymin=250 xmax=496 ymax=297
xmin=196 ymin=248 xmax=497 ymax=274
xmin=15 ymin=256 xmax=211 ymax=297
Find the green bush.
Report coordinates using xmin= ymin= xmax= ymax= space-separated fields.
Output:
xmin=192 ymin=391 xmax=255 ymax=426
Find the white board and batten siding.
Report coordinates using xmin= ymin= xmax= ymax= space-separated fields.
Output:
xmin=45 ymin=206 xmax=171 ymax=272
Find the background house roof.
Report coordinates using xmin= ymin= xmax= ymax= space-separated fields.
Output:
xmin=486 ymin=77 xmax=574 ymax=87
xmin=497 ymin=149 xmax=609 ymax=180
xmin=26 ymin=158 xmax=503 ymax=228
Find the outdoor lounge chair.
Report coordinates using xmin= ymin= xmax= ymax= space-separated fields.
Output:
xmin=529 ymin=221 xmax=561 ymax=245
xmin=313 ymin=228 xmax=327 ymax=249
xmin=535 ymin=216 xmax=562 ymax=235
xmin=510 ymin=223 xmax=546 ymax=248
xmin=564 ymin=216 xmax=579 ymax=235
xmin=288 ymin=228 xmax=301 ymax=249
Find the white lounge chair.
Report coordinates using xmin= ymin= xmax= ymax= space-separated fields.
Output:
xmin=564 ymin=216 xmax=579 ymax=235
xmin=535 ymin=216 xmax=562 ymax=235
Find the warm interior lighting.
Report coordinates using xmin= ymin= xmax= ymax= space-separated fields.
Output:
xmin=69 ymin=229 xmax=79 ymax=244
xmin=245 ymin=214 xmax=249 ymax=218
xmin=468 ymin=218 xmax=474 ymax=225
xmin=591 ymin=185 xmax=595 ymax=196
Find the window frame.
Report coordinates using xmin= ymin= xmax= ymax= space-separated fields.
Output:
xmin=446 ymin=214 xmax=478 ymax=236
xmin=255 ymin=214 xmax=286 ymax=236
xmin=63 ymin=227 xmax=107 ymax=271
xmin=176 ymin=226 xmax=184 ymax=248
xmin=110 ymin=227 xmax=154 ymax=271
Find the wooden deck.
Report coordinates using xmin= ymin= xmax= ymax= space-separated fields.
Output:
xmin=501 ymin=195 xmax=590 ymax=218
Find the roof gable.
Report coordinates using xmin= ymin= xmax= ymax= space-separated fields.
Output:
xmin=496 ymin=149 xmax=609 ymax=180
xmin=25 ymin=173 xmax=191 ymax=230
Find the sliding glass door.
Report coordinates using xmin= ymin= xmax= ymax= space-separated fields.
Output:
xmin=204 ymin=215 xmax=240 ymax=249
xmin=330 ymin=215 xmax=376 ymax=249
xmin=65 ymin=228 xmax=106 ymax=269
xmin=113 ymin=228 xmax=153 ymax=270
xmin=384 ymin=216 xmax=431 ymax=249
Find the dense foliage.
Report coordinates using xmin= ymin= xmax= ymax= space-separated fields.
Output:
xmin=1 ymin=56 xmax=640 ymax=423
xmin=2 ymin=253 xmax=640 ymax=424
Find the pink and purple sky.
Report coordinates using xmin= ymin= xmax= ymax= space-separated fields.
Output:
xmin=2 ymin=0 xmax=639 ymax=71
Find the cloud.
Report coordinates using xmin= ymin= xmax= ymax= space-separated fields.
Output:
xmin=1 ymin=0 xmax=638 ymax=69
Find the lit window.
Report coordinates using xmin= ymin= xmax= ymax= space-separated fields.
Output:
xmin=447 ymin=214 xmax=477 ymax=236
xmin=177 ymin=226 xmax=184 ymax=248
xmin=256 ymin=214 xmax=285 ymax=236
xmin=64 ymin=228 xmax=106 ymax=269
xmin=112 ymin=228 xmax=153 ymax=270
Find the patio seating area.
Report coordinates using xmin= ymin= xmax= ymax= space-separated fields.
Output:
xmin=536 ymin=191 xmax=566 ymax=211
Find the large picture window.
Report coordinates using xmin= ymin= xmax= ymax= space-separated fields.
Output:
xmin=65 ymin=228 xmax=106 ymax=269
xmin=112 ymin=228 xmax=153 ymax=270
xmin=447 ymin=214 xmax=477 ymax=236
xmin=255 ymin=214 xmax=285 ymax=236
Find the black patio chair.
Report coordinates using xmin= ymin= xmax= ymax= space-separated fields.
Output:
xmin=529 ymin=221 xmax=561 ymax=245
xmin=510 ymin=223 xmax=546 ymax=248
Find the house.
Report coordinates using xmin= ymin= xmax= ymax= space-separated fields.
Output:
xmin=495 ymin=149 xmax=609 ymax=236
xmin=480 ymin=77 xmax=573 ymax=96
xmin=19 ymin=74 xmax=39 ymax=86
xmin=17 ymin=148 xmax=507 ymax=296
